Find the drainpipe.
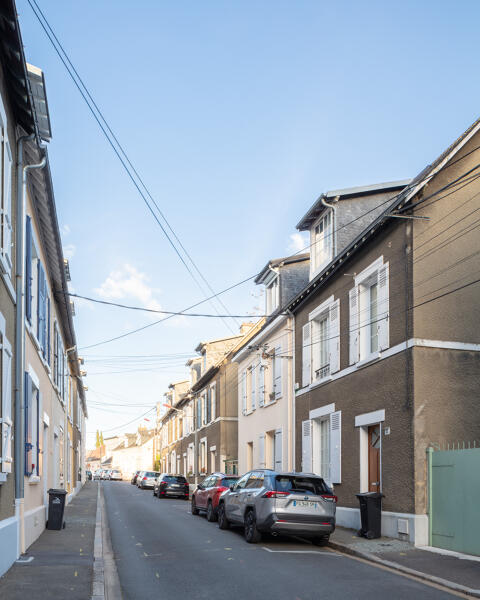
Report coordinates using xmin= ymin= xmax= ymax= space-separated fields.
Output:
xmin=427 ymin=446 xmax=433 ymax=546
xmin=14 ymin=135 xmax=46 ymax=556
xmin=320 ymin=195 xmax=339 ymax=256
xmin=285 ymin=308 xmax=295 ymax=472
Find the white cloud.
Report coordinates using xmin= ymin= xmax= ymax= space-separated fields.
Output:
xmin=287 ymin=232 xmax=309 ymax=254
xmin=63 ymin=243 xmax=76 ymax=260
xmin=95 ymin=264 xmax=162 ymax=313
xmin=62 ymin=224 xmax=71 ymax=236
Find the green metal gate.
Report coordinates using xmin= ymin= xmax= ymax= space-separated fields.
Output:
xmin=428 ymin=444 xmax=480 ymax=556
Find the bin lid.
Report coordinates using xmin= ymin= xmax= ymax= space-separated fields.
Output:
xmin=356 ymin=492 xmax=384 ymax=498
xmin=47 ymin=488 xmax=67 ymax=495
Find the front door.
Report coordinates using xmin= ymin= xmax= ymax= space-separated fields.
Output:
xmin=368 ymin=425 xmax=381 ymax=492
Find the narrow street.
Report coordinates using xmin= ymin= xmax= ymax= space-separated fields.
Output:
xmin=103 ymin=481 xmax=459 ymax=600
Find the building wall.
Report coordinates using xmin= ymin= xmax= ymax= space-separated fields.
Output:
xmin=236 ymin=320 xmax=292 ymax=474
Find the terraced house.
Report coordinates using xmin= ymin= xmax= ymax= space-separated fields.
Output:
xmin=159 ymin=325 xmax=261 ymax=484
xmin=290 ymin=119 xmax=480 ymax=548
xmin=0 ymin=1 xmax=87 ymax=576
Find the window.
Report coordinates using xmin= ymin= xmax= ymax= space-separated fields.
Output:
xmin=199 ymin=438 xmax=207 ymax=473
xmin=271 ymin=348 xmax=282 ymax=401
xmin=25 ymin=218 xmax=51 ymax=363
xmin=242 ymin=365 xmax=259 ymax=414
xmin=349 ymin=258 xmax=389 ymax=364
xmin=25 ymin=373 xmax=42 ymax=477
xmin=302 ymin=410 xmax=342 ymax=484
xmin=302 ymin=297 xmax=340 ymax=387
xmin=246 ymin=442 xmax=253 ymax=470
xmin=266 ymin=276 xmax=279 ymax=315
xmin=209 ymin=384 xmax=216 ymax=421
xmin=0 ymin=107 xmax=13 ymax=276
xmin=235 ymin=472 xmax=250 ymax=490
xmin=202 ymin=391 xmax=208 ymax=425
xmin=53 ymin=323 xmax=66 ymax=400
xmin=196 ymin=395 xmax=202 ymax=428
xmin=0 ymin=317 xmax=13 ymax=479
xmin=246 ymin=472 xmax=264 ymax=488
xmin=311 ymin=210 xmax=333 ymax=275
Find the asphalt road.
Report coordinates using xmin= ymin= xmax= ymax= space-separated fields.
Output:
xmin=103 ymin=481 xmax=459 ymax=600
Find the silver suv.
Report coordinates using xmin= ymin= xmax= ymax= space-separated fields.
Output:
xmin=217 ymin=470 xmax=336 ymax=544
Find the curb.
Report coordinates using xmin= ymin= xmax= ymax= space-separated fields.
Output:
xmin=91 ymin=483 xmax=123 ymax=600
xmin=328 ymin=540 xmax=480 ymax=598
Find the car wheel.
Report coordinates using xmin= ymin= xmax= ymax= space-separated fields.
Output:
xmin=217 ymin=503 xmax=230 ymax=530
xmin=312 ymin=536 xmax=330 ymax=546
xmin=206 ymin=501 xmax=216 ymax=522
xmin=153 ymin=489 xmax=157 ymax=497
xmin=244 ymin=510 xmax=261 ymax=543
xmin=191 ymin=497 xmax=199 ymax=515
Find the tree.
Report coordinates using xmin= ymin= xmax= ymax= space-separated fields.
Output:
xmin=95 ymin=430 xmax=100 ymax=448
xmin=99 ymin=432 xmax=104 ymax=446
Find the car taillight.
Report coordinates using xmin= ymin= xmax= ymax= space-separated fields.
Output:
xmin=143 ymin=477 xmax=147 ymax=480
xmin=184 ymin=483 xmax=189 ymax=487
xmin=262 ymin=491 xmax=290 ymax=498
xmin=216 ymin=486 xmax=228 ymax=493
xmin=321 ymin=494 xmax=337 ymax=503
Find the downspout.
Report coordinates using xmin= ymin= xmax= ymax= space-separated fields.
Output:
xmin=14 ymin=134 xmax=46 ymax=555
xmin=286 ymin=308 xmax=295 ymax=472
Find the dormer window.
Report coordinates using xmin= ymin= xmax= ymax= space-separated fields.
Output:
xmin=202 ymin=351 xmax=207 ymax=374
xmin=311 ymin=210 xmax=333 ymax=276
xmin=265 ymin=275 xmax=279 ymax=315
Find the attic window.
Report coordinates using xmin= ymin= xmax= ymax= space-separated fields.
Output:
xmin=266 ymin=275 xmax=279 ymax=315
xmin=311 ymin=210 xmax=333 ymax=275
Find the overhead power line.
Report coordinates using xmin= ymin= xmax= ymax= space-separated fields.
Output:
xmin=66 ymin=292 xmax=278 ymax=318
xmin=26 ymin=0 xmax=239 ymax=334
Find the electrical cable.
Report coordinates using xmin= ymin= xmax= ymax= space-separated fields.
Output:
xmin=26 ymin=0 xmax=239 ymax=333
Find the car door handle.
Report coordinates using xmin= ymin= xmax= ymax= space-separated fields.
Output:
xmin=247 ymin=493 xmax=252 ymax=496
xmin=233 ymin=494 xmax=239 ymax=497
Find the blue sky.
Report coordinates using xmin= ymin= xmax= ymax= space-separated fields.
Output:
xmin=16 ymin=0 xmax=480 ymax=447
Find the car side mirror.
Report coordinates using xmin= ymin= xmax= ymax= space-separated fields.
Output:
xmin=229 ymin=484 xmax=235 ymax=491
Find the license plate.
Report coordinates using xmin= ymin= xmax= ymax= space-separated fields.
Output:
xmin=293 ymin=500 xmax=318 ymax=508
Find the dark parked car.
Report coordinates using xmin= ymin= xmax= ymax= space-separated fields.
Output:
xmin=153 ymin=474 xmax=189 ymax=499
xmin=86 ymin=470 xmax=93 ymax=481
xmin=191 ymin=473 xmax=239 ymax=521
xmin=131 ymin=471 xmax=141 ymax=485
xmin=217 ymin=470 xmax=336 ymax=544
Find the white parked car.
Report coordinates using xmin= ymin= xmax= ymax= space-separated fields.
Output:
xmin=110 ymin=470 xmax=122 ymax=481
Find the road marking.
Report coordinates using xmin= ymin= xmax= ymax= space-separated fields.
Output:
xmin=262 ymin=547 xmax=341 ymax=556
xmin=156 ymin=572 xmax=160 ymax=578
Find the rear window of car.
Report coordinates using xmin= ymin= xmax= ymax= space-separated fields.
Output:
xmin=221 ymin=477 xmax=239 ymax=488
xmin=145 ymin=472 xmax=158 ymax=477
xmin=162 ymin=476 xmax=186 ymax=483
xmin=275 ymin=476 xmax=330 ymax=496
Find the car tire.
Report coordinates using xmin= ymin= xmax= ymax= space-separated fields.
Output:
xmin=312 ymin=536 xmax=330 ymax=546
xmin=206 ymin=501 xmax=216 ymax=522
xmin=244 ymin=510 xmax=261 ymax=543
xmin=191 ymin=497 xmax=199 ymax=515
xmin=217 ymin=503 xmax=230 ymax=530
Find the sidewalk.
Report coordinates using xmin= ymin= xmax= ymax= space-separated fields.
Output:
xmin=330 ymin=526 xmax=480 ymax=597
xmin=0 ymin=482 xmax=97 ymax=600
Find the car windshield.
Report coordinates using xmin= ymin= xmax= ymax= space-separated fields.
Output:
xmin=275 ymin=476 xmax=330 ymax=496
xmin=163 ymin=476 xmax=186 ymax=483
xmin=221 ymin=478 xmax=239 ymax=488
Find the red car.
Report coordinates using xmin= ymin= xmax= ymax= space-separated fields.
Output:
xmin=191 ymin=473 xmax=239 ymax=521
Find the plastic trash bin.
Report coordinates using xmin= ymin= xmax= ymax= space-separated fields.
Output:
xmin=47 ymin=488 xmax=67 ymax=530
xmin=356 ymin=492 xmax=383 ymax=539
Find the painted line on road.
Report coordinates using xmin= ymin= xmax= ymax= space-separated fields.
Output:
xmin=262 ymin=547 xmax=341 ymax=556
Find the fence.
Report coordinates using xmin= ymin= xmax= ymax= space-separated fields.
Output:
xmin=428 ymin=442 xmax=480 ymax=556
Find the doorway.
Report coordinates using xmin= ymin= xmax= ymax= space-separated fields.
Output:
xmin=368 ymin=425 xmax=381 ymax=492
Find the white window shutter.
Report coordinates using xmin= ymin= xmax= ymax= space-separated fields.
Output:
xmin=274 ymin=430 xmax=283 ymax=471
xmin=1 ymin=335 xmax=13 ymax=473
xmin=349 ymin=287 xmax=359 ymax=365
xmin=2 ymin=139 xmax=12 ymax=275
xmin=329 ymin=299 xmax=340 ymax=373
xmin=259 ymin=434 xmax=265 ymax=468
xmin=258 ymin=363 xmax=265 ymax=407
xmin=329 ymin=411 xmax=341 ymax=484
xmin=211 ymin=386 xmax=216 ymax=421
xmin=251 ymin=367 xmax=256 ymax=410
xmin=241 ymin=370 xmax=247 ymax=415
xmin=377 ymin=263 xmax=390 ymax=351
xmin=302 ymin=323 xmax=312 ymax=387
xmin=274 ymin=348 xmax=282 ymax=399
xmin=302 ymin=419 xmax=312 ymax=473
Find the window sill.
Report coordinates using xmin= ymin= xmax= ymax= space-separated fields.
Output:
xmin=356 ymin=352 xmax=381 ymax=369
xmin=0 ymin=473 xmax=7 ymax=484
xmin=310 ymin=375 xmax=333 ymax=390
xmin=28 ymin=475 xmax=41 ymax=484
